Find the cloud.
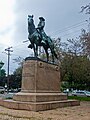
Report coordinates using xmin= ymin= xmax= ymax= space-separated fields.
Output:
xmin=0 ymin=0 xmax=90 ymax=74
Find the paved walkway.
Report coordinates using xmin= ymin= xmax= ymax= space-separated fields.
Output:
xmin=0 ymin=101 xmax=90 ymax=120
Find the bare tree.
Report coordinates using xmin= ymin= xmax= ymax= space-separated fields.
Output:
xmin=80 ymin=3 xmax=90 ymax=57
xmin=80 ymin=3 xmax=90 ymax=14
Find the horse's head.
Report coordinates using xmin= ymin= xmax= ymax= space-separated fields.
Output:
xmin=28 ymin=15 xmax=35 ymax=35
xmin=28 ymin=15 xmax=34 ymax=25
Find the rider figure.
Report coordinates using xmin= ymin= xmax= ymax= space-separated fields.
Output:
xmin=37 ymin=17 xmax=48 ymax=44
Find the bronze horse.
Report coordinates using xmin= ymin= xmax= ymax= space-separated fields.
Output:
xmin=28 ymin=15 xmax=58 ymax=62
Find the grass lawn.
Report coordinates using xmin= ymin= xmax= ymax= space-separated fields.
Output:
xmin=68 ymin=96 xmax=90 ymax=101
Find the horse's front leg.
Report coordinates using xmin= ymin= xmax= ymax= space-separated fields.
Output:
xmin=33 ymin=44 xmax=38 ymax=57
xmin=52 ymin=54 xmax=54 ymax=63
xmin=36 ymin=45 xmax=38 ymax=57
xmin=33 ymin=44 xmax=36 ymax=57
xmin=47 ymin=52 xmax=49 ymax=62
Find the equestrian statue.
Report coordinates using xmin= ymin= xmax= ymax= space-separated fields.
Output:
xmin=28 ymin=15 xmax=58 ymax=63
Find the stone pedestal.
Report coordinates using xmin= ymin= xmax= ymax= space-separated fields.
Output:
xmin=0 ymin=57 xmax=80 ymax=111
xmin=21 ymin=57 xmax=61 ymax=93
xmin=13 ymin=58 xmax=66 ymax=102
xmin=13 ymin=57 xmax=66 ymax=102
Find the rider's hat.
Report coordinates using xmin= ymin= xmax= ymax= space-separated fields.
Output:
xmin=39 ymin=17 xmax=45 ymax=21
xmin=28 ymin=15 xmax=33 ymax=18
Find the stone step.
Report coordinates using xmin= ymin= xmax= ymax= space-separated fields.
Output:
xmin=13 ymin=92 xmax=67 ymax=102
xmin=0 ymin=99 xmax=80 ymax=111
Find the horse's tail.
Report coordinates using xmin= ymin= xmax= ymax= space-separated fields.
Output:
xmin=52 ymin=44 xmax=58 ymax=59
xmin=49 ymin=42 xmax=58 ymax=59
xmin=53 ymin=50 xmax=58 ymax=59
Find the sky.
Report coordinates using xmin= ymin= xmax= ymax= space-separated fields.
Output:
xmin=0 ymin=0 xmax=90 ymax=74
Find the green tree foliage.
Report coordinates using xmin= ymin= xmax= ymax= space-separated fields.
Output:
xmin=6 ymin=66 xmax=22 ymax=89
xmin=0 ymin=62 xmax=6 ymax=86
xmin=54 ymin=37 xmax=90 ymax=91
xmin=61 ymin=55 xmax=90 ymax=90
xmin=52 ymin=4 xmax=90 ymax=91
xmin=9 ymin=74 xmax=21 ymax=89
xmin=0 ymin=69 xmax=6 ymax=77
xmin=11 ymin=66 xmax=22 ymax=89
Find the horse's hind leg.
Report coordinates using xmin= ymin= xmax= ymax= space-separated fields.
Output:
xmin=51 ymin=51 xmax=54 ymax=63
xmin=44 ymin=47 xmax=49 ymax=62
xmin=49 ymin=45 xmax=54 ymax=63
